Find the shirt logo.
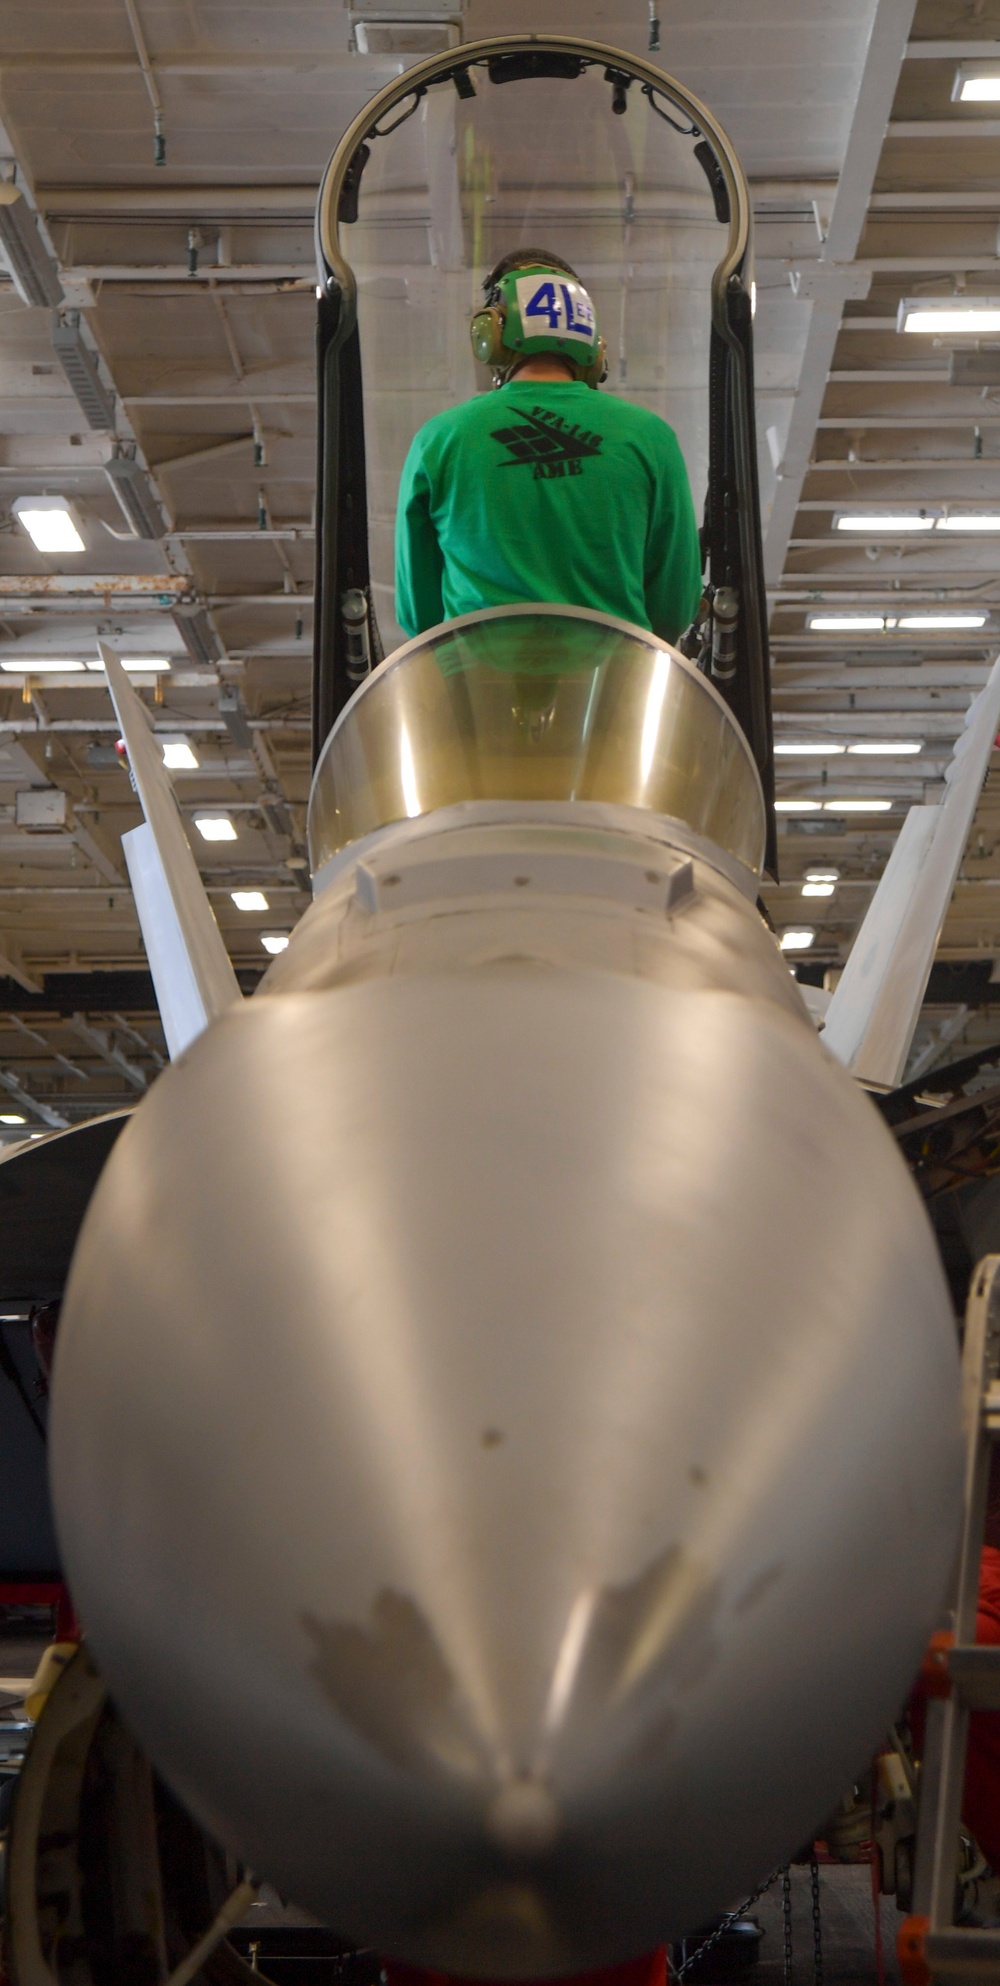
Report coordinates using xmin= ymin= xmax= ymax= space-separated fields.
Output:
xmin=490 ymin=405 xmax=604 ymax=479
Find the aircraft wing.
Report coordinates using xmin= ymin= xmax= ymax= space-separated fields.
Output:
xmin=822 ymin=653 xmax=1000 ymax=1091
xmin=99 ymin=642 xmax=242 ymax=1057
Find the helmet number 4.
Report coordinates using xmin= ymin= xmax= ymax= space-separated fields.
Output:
xmin=517 ymin=276 xmax=595 ymax=344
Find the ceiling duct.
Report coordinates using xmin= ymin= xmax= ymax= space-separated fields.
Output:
xmin=51 ymin=312 xmax=116 ymax=431
xmin=105 ymin=449 xmax=166 ymax=540
xmin=0 ymin=182 xmax=63 ymax=309
xmin=171 ymin=604 xmax=221 ymax=667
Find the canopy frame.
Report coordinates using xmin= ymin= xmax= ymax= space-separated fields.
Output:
xmin=312 ymin=35 xmax=776 ymax=872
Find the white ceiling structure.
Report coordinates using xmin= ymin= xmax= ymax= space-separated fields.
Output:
xmin=0 ymin=0 xmax=997 ymax=1124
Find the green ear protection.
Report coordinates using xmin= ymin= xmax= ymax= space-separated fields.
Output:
xmin=470 ymin=261 xmax=607 ymax=388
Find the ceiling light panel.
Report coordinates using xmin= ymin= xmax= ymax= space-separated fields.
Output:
xmin=847 ymin=741 xmax=922 ymax=755
xmin=774 ymin=741 xmax=846 ymax=755
xmin=12 ymin=496 xmax=85 ymax=554
xmin=261 ymin=933 xmax=289 ymax=954
xmin=899 ymin=299 xmax=1000 ymax=334
xmin=834 ymin=514 xmax=935 ymax=533
xmin=822 ymin=799 xmax=893 ymax=813
xmin=953 ymin=68 xmax=1000 ymax=102
xmin=161 ymin=739 xmax=198 ymax=770
xmin=231 ymin=890 xmax=269 ymax=911
xmin=195 ymin=816 xmax=237 ymax=842
xmin=779 ymin=929 xmax=815 ymax=951
xmin=896 ymin=613 xmax=987 ymax=630
xmin=937 ymin=515 xmax=1000 ymax=531
xmin=0 ymin=658 xmax=85 ymax=673
xmin=808 ymin=614 xmax=887 ymax=631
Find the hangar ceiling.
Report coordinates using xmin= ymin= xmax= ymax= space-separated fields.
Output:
xmin=0 ymin=0 xmax=997 ymax=1124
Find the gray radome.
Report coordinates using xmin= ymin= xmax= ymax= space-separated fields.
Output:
xmin=51 ymin=967 xmax=961 ymax=1975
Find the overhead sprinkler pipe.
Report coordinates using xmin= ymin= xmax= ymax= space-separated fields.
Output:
xmin=121 ymin=0 xmax=167 ymax=168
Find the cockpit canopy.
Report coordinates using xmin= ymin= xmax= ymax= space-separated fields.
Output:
xmin=315 ymin=38 xmax=775 ymax=870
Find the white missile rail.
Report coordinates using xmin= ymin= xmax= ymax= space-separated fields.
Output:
xmin=98 ymin=642 xmax=242 ymax=1057
xmin=900 ymin=1253 xmax=1000 ymax=1986
xmin=822 ymin=653 xmax=1000 ymax=1091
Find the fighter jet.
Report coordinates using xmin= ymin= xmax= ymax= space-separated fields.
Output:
xmin=6 ymin=33 xmax=997 ymax=1984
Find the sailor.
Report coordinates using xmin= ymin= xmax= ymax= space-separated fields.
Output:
xmin=394 ymin=250 xmax=703 ymax=645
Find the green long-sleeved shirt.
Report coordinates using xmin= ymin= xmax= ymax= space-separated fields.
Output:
xmin=394 ymin=380 xmax=703 ymax=645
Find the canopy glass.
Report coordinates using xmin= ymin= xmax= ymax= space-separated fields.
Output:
xmin=315 ymin=38 xmax=774 ymax=870
xmin=308 ymin=606 xmax=766 ymax=878
xmin=347 ymin=70 xmax=726 ymax=654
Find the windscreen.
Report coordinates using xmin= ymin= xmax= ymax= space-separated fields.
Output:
xmin=308 ymin=608 xmax=765 ymax=877
xmin=346 ymin=65 xmax=726 ymax=654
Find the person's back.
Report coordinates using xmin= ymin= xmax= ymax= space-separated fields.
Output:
xmin=394 ymin=252 xmax=702 ymax=647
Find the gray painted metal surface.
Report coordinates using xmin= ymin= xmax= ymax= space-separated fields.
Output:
xmin=50 ymin=801 xmax=963 ymax=1976
xmin=100 ymin=642 xmax=241 ymax=1054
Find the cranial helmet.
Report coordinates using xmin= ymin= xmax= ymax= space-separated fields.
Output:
xmin=470 ymin=249 xmax=607 ymax=388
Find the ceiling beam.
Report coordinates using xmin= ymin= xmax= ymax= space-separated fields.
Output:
xmin=0 ymin=953 xmax=43 ymax=996
xmin=906 ymin=40 xmax=1000 ymax=56
xmin=67 ymin=1014 xmax=145 ymax=1090
xmin=62 ymin=264 xmax=313 ymax=284
xmin=763 ymin=0 xmax=920 ymax=585
xmin=0 ymin=1066 xmax=68 ymax=1127
xmin=888 ymin=119 xmax=1000 ymax=136
xmin=38 ymin=185 xmax=319 ymax=217
xmin=871 ymin=193 xmax=1000 ymax=208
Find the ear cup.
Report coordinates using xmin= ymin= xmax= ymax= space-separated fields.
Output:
xmin=581 ymin=336 xmax=608 ymax=389
xmin=470 ymin=307 xmax=505 ymax=366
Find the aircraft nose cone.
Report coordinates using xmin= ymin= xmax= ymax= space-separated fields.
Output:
xmin=51 ymin=968 xmax=961 ymax=1975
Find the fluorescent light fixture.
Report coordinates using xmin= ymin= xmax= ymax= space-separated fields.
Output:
xmin=194 ymin=815 xmax=237 ymax=842
xmin=171 ymin=605 xmax=220 ymax=666
xmin=12 ymin=496 xmax=85 ymax=554
xmin=0 ymin=186 xmax=63 ymax=307
xmin=896 ymin=612 xmax=988 ymax=630
xmin=161 ymin=739 xmax=198 ymax=770
xmin=808 ymin=614 xmax=886 ymax=631
xmin=779 ymin=928 xmax=815 ymax=951
xmin=823 ymin=798 xmax=893 ymax=812
xmin=0 ymin=657 xmax=85 ymax=673
xmin=774 ymin=799 xmax=821 ymax=812
xmin=805 ymin=865 xmax=839 ymax=881
xmin=52 ymin=313 xmax=116 ymax=431
xmin=899 ymin=298 xmax=1000 ymax=335
xmin=848 ymin=740 xmax=922 ymax=755
xmin=774 ymin=741 xmax=846 ymax=755
xmin=937 ymin=514 xmax=1000 ymax=531
xmin=801 ymin=881 xmax=835 ymax=897
xmin=955 ymin=68 xmax=1000 ymax=101
xmin=0 ymin=1113 xmax=26 ymax=1126
xmin=261 ymin=933 xmax=289 ymax=955
xmin=105 ymin=450 xmax=165 ymax=541
xmin=835 ymin=513 xmax=935 ymax=533
xmin=231 ymin=890 xmax=269 ymax=911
